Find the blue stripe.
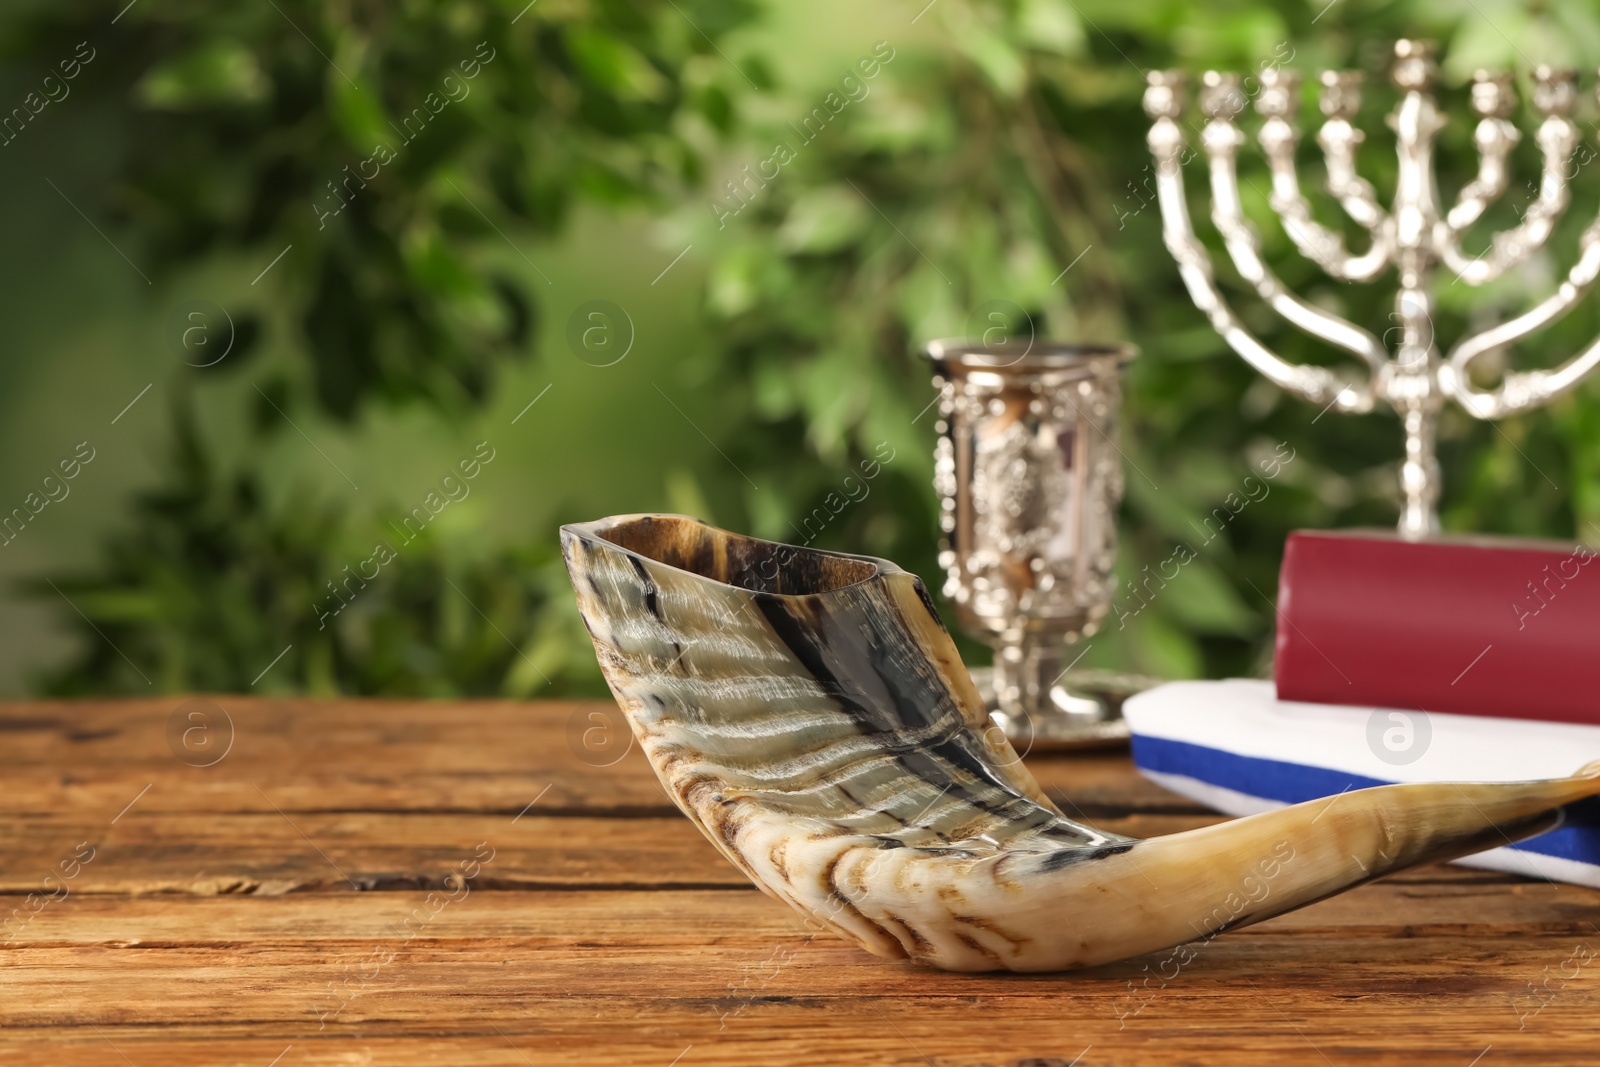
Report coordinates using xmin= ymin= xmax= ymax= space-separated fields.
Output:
xmin=1130 ymin=733 xmax=1600 ymax=866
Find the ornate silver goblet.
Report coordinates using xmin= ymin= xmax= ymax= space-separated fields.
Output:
xmin=926 ymin=340 xmax=1137 ymax=749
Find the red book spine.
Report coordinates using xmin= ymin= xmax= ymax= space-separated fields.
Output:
xmin=1274 ymin=529 xmax=1600 ymax=725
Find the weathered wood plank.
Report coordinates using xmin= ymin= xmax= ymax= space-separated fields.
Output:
xmin=0 ymin=698 xmax=1195 ymax=815
xmin=0 ymin=812 xmax=1215 ymax=895
xmin=3 ymin=891 xmax=1598 ymax=1063
xmin=2 ymin=1028 xmax=1593 ymax=1067
xmin=0 ymin=810 xmax=1519 ymax=897
xmin=6 ymin=884 xmax=1599 ymax=947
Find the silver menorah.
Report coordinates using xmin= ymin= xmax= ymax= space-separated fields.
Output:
xmin=1145 ymin=40 xmax=1600 ymax=539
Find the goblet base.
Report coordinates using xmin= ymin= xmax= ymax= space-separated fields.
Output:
xmin=967 ymin=666 xmax=1164 ymax=752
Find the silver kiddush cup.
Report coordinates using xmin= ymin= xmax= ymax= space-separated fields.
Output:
xmin=927 ymin=339 xmax=1138 ymax=749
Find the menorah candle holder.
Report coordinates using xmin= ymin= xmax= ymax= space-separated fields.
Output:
xmin=1145 ymin=40 xmax=1600 ymax=539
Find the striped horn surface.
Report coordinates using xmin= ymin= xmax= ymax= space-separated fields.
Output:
xmin=561 ymin=514 xmax=1600 ymax=972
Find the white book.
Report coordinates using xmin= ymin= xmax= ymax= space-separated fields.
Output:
xmin=1122 ymin=679 xmax=1600 ymax=888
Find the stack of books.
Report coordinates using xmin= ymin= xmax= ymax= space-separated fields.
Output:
xmin=1124 ymin=529 xmax=1600 ymax=888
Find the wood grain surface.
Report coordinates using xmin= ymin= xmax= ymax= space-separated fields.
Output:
xmin=2 ymin=697 xmax=1597 ymax=1065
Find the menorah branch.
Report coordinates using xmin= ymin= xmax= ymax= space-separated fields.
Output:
xmin=1254 ymin=67 xmax=1391 ymax=282
xmin=1447 ymin=218 xmax=1600 ymax=419
xmin=1440 ymin=72 xmax=1519 ymax=233
xmin=1446 ymin=245 xmax=1600 ymax=420
xmin=1315 ymin=71 xmax=1391 ymax=240
xmin=1195 ymin=73 xmax=1388 ymax=372
xmin=1144 ymin=72 xmax=1375 ymax=415
xmin=1437 ymin=72 xmax=1579 ymax=286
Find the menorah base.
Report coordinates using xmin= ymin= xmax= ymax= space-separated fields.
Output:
xmin=967 ymin=665 xmax=1162 ymax=751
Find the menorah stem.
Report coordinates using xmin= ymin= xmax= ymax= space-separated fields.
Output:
xmin=1390 ymin=43 xmax=1444 ymax=539
xmin=1399 ymin=404 xmax=1441 ymax=540
xmin=1392 ymin=271 xmax=1441 ymax=538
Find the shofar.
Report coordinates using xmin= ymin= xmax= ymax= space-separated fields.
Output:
xmin=562 ymin=514 xmax=1600 ymax=972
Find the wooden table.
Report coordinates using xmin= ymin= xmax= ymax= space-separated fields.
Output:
xmin=3 ymin=698 xmax=1597 ymax=1065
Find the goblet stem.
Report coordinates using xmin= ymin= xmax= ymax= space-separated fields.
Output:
xmin=992 ymin=633 xmax=1098 ymax=719
xmin=988 ymin=632 xmax=1117 ymax=750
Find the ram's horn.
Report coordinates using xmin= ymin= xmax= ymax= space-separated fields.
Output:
xmin=562 ymin=514 xmax=1600 ymax=972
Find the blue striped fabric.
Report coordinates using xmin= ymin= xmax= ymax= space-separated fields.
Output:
xmin=1130 ymin=732 xmax=1600 ymax=866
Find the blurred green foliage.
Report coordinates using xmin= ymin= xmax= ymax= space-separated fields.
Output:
xmin=10 ymin=0 xmax=1600 ymax=696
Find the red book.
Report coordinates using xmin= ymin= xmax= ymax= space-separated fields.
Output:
xmin=1274 ymin=529 xmax=1600 ymax=725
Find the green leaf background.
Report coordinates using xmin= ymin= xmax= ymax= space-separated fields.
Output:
xmin=1 ymin=0 xmax=1596 ymax=697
